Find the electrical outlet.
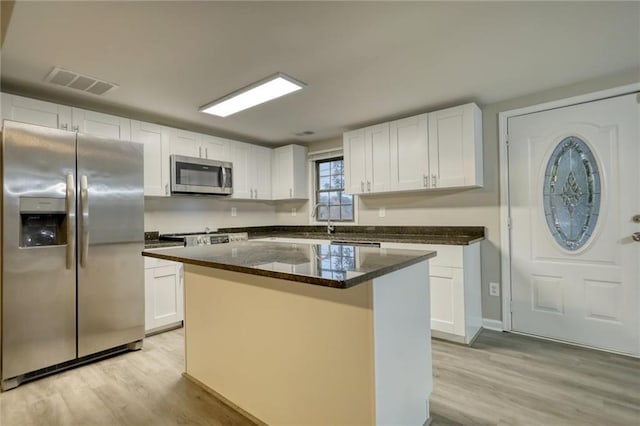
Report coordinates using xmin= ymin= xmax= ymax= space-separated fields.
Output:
xmin=489 ymin=282 xmax=500 ymax=297
xmin=231 ymin=207 xmax=237 ymax=217
xmin=379 ymin=207 xmax=386 ymax=218
xmin=292 ymin=208 xmax=297 ymax=217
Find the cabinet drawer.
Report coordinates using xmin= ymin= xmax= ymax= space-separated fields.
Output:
xmin=381 ymin=242 xmax=462 ymax=268
xmin=144 ymin=257 xmax=179 ymax=269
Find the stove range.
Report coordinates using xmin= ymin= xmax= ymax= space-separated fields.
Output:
xmin=160 ymin=231 xmax=248 ymax=247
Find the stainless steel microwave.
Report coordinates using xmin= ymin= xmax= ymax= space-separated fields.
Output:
xmin=170 ymin=155 xmax=233 ymax=195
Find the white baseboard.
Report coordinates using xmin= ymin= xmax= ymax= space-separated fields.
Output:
xmin=482 ymin=318 xmax=504 ymax=331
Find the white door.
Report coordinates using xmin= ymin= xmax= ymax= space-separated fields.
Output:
xmin=508 ymin=93 xmax=639 ymax=355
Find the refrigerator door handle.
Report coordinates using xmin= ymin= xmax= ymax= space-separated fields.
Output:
xmin=65 ymin=173 xmax=75 ymax=270
xmin=80 ymin=175 xmax=89 ymax=267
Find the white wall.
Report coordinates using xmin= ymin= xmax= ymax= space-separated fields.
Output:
xmin=277 ymin=69 xmax=640 ymax=322
xmin=145 ymin=197 xmax=277 ymax=234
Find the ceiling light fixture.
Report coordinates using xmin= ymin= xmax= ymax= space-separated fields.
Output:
xmin=199 ymin=72 xmax=306 ymax=118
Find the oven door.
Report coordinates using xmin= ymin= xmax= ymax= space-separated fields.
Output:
xmin=170 ymin=155 xmax=233 ymax=195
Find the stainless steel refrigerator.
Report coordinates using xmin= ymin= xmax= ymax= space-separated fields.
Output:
xmin=1 ymin=120 xmax=145 ymax=391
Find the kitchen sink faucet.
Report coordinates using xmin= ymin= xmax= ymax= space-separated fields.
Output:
xmin=311 ymin=202 xmax=335 ymax=235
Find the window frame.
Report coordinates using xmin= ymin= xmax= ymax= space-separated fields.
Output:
xmin=308 ymin=151 xmax=357 ymax=225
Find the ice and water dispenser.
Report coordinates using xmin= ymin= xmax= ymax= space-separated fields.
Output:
xmin=19 ymin=197 xmax=68 ymax=247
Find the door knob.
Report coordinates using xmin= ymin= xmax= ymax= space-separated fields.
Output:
xmin=633 ymin=232 xmax=640 ymax=242
xmin=633 ymin=214 xmax=640 ymax=223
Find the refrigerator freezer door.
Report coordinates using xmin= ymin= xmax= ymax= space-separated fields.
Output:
xmin=1 ymin=121 xmax=77 ymax=380
xmin=76 ymin=133 xmax=145 ymax=357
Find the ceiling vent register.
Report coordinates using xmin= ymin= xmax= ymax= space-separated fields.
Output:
xmin=44 ymin=67 xmax=118 ymax=96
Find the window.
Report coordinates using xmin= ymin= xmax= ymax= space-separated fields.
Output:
xmin=315 ymin=157 xmax=353 ymax=221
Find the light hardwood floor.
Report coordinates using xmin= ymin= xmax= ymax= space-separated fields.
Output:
xmin=1 ymin=328 xmax=638 ymax=425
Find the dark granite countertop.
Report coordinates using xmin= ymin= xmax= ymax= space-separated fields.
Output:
xmin=142 ymin=240 xmax=436 ymax=289
xmin=217 ymin=225 xmax=485 ymax=245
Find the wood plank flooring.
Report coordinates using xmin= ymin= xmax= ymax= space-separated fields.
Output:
xmin=1 ymin=328 xmax=638 ymax=425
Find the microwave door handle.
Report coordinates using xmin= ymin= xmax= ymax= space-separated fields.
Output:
xmin=80 ymin=175 xmax=89 ymax=267
xmin=221 ymin=167 xmax=227 ymax=188
xmin=65 ymin=173 xmax=75 ymax=270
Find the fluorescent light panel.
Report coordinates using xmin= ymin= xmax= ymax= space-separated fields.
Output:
xmin=200 ymin=73 xmax=305 ymax=117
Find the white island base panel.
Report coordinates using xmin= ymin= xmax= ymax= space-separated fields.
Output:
xmin=183 ymin=261 xmax=432 ymax=426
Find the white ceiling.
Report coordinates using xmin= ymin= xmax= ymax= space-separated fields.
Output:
xmin=1 ymin=1 xmax=639 ymax=146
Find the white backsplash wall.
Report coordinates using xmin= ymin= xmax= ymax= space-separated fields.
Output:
xmin=144 ymin=197 xmax=277 ymax=234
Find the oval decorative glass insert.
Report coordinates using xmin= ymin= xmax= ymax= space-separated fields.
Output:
xmin=543 ymin=136 xmax=601 ymax=251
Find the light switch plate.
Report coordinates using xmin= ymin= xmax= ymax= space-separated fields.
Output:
xmin=489 ymin=282 xmax=500 ymax=297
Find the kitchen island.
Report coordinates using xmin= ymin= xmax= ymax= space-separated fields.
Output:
xmin=143 ymin=241 xmax=436 ymax=426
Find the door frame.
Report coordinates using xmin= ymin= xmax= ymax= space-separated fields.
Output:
xmin=498 ymin=82 xmax=640 ymax=332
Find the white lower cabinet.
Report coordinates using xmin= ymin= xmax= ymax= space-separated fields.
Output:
xmin=144 ymin=257 xmax=184 ymax=334
xmin=381 ymin=242 xmax=482 ymax=344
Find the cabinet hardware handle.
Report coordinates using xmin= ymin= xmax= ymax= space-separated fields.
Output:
xmin=423 ymin=174 xmax=427 ymax=188
xmin=61 ymin=123 xmax=68 ymax=130
xmin=367 ymin=181 xmax=371 ymax=192
xmin=72 ymin=125 xmax=79 ymax=132
xmin=254 ymin=188 xmax=258 ymax=199
xmin=80 ymin=175 xmax=89 ymax=268
xmin=205 ymin=147 xmax=208 ymax=158
xmin=361 ymin=181 xmax=364 ymax=192
xmin=289 ymin=188 xmax=292 ymax=198
xmin=250 ymin=188 xmax=254 ymax=198
xmin=65 ymin=174 xmax=75 ymax=270
xmin=165 ymin=184 xmax=169 ymax=195
xmin=432 ymin=174 xmax=437 ymax=187
xmin=633 ymin=232 xmax=640 ymax=242
xmin=633 ymin=214 xmax=640 ymax=223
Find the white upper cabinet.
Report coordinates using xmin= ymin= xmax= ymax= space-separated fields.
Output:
xmin=131 ymin=120 xmax=171 ymax=197
xmin=272 ymin=144 xmax=308 ymax=200
xmin=428 ymin=103 xmax=483 ymax=189
xmin=2 ymin=93 xmax=72 ymax=130
xmin=344 ymin=102 xmax=483 ymax=194
xmin=169 ymin=128 xmax=201 ymax=158
xmin=71 ymin=108 xmax=131 ymax=140
xmin=253 ymin=145 xmax=272 ymax=200
xmin=231 ymin=142 xmax=272 ymax=200
xmin=344 ymin=124 xmax=390 ymax=194
xmin=200 ymin=135 xmax=230 ymax=161
xmin=343 ymin=129 xmax=367 ymax=195
xmin=230 ymin=141 xmax=253 ymax=199
xmin=2 ymin=94 xmax=131 ymax=140
xmin=365 ymin=123 xmax=391 ymax=193
xmin=389 ymin=114 xmax=429 ymax=191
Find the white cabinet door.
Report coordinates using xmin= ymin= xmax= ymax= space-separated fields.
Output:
xmin=201 ymin=135 xmax=230 ymax=161
xmin=428 ymin=103 xmax=483 ymax=188
xmin=230 ymin=141 xmax=252 ymax=199
xmin=144 ymin=261 xmax=183 ymax=333
xmin=1 ymin=93 xmax=71 ymax=130
xmin=253 ymin=145 xmax=272 ymax=200
xmin=389 ymin=114 xmax=429 ymax=191
xmin=131 ymin=120 xmax=171 ymax=197
xmin=272 ymin=144 xmax=308 ymax=200
xmin=365 ymin=123 xmax=390 ymax=193
xmin=343 ymin=129 xmax=367 ymax=194
xmin=170 ymin=128 xmax=201 ymax=158
xmin=380 ymin=242 xmax=481 ymax=344
xmin=429 ymin=266 xmax=465 ymax=335
xmin=72 ymin=108 xmax=131 ymax=140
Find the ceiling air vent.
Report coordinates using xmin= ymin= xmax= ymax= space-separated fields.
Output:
xmin=44 ymin=67 xmax=118 ymax=96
